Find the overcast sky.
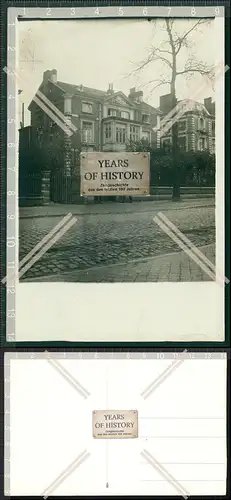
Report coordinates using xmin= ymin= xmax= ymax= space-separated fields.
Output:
xmin=18 ymin=18 xmax=217 ymax=125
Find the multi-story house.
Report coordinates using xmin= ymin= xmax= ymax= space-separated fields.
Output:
xmin=19 ymin=69 xmax=162 ymax=202
xmin=159 ymin=94 xmax=215 ymax=154
xmin=28 ymin=69 xmax=161 ymax=152
xmin=19 ymin=71 xmax=215 ymax=205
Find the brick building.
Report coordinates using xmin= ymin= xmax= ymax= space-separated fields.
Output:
xmin=19 ymin=69 xmax=162 ymax=203
xmin=29 ymin=68 xmax=161 ymax=149
xmin=159 ymin=94 xmax=215 ymax=154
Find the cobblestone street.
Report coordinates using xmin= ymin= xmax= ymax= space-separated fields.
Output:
xmin=19 ymin=199 xmax=215 ymax=282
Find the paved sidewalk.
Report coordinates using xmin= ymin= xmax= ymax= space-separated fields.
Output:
xmin=19 ymin=197 xmax=215 ymax=219
xmin=23 ymin=243 xmax=215 ymax=282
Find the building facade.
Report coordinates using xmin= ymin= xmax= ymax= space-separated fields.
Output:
xmin=28 ymin=69 xmax=161 ymax=152
xmin=19 ymin=71 xmax=215 ymax=204
xmin=159 ymin=94 xmax=215 ymax=154
xmin=19 ymin=69 xmax=162 ymax=203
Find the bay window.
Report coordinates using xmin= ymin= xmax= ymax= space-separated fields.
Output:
xmin=116 ymin=125 xmax=126 ymax=143
xmin=130 ymin=125 xmax=140 ymax=142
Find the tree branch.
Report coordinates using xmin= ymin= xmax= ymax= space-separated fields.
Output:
xmin=175 ymin=19 xmax=209 ymax=55
xmin=176 ymin=59 xmax=214 ymax=78
xmin=138 ymin=77 xmax=170 ymax=89
xmin=126 ymin=45 xmax=173 ymax=79
xmin=176 ymin=68 xmax=212 ymax=76
xmin=165 ymin=18 xmax=175 ymax=49
xmin=157 ymin=55 xmax=173 ymax=69
xmin=148 ymin=78 xmax=171 ymax=86
xmin=158 ymin=48 xmax=173 ymax=55
xmin=147 ymin=79 xmax=170 ymax=98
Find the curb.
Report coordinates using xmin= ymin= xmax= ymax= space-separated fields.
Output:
xmin=20 ymin=201 xmax=215 ymax=220
xmin=21 ymin=243 xmax=215 ymax=282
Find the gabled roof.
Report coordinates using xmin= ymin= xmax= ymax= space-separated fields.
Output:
xmin=104 ymin=90 xmax=135 ymax=106
xmin=54 ymin=80 xmax=161 ymax=113
xmin=28 ymin=75 xmax=161 ymax=114
xmin=56 ymin=81 xmax=107 ymax=99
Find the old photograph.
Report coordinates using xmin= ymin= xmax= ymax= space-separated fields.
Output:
xmin=18 ymin=16 xmax=219 ymax=284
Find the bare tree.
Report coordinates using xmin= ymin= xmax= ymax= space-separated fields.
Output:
xmin=129 ymin=18 xmax=214 ymax=201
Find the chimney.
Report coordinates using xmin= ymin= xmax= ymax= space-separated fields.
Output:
xmin=107 ymin=83 xmax=114 ymax=93
xmin=204 ymin=97 xmax=212 ymax=107
xmin=204 ymin=97 xmax=214 ymax=115
xmin=129 ymin=87 xmax=143 ymax=102
xmin=159 ymin=93 xmax=174 ymax=114
xmin=43 ymin=69 xmax=57 ymax=84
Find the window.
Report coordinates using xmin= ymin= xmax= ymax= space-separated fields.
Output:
xmin=121 ymin=111 xmax=130 ymax=120
xmin=81 ymin=121 xmax=94 ymax=143
xmin=212 ymin=120 xmax=215 ymax=134
xmin=142 ymin=114 xmax=150 ymax=123
xmin=141 ymin=131 xmax=150 ymax=141
xmin=49 ymin=122 xmax=57 ymax=144
xmin=116 ymin=125 xmax=126 ymax=143
xmin=211 ymin=138 xmax=215 ymax=154
xmin=199 ymin=117 xmax=205 ymax=130
xmin=108 ymin=108 xmax=117 ymax=117
xmin=82 ymin=102 xmax=93 ymax=114
xmin=178 ymin=120 xmax=186 ymax=131
xmin=64 ymin=97 xmax=72 ymax=114
xmin=105 ymin=123 xmax=112 ymax=141
xmin=37 ymin=126 xmax=44 ymax=146
xmin=130 ymin=125 xmax=140 ymax=142
xmin=178 ymin=136 xmax=187 ymax=151
xmin=198 ymin=137 xmax=206 ymax=151
xmin=135 ymin=110 xmax=142 ymax=122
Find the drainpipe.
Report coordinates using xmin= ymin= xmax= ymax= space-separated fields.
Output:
xmin=21 ymin=102 xmax=25 ymax=128
xmin=98 ymin=102 xmax=102 ymax=151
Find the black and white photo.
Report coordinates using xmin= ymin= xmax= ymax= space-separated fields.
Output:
xmin=5 ymin=5 xmax=225 ymax=342
xmin=18 ymin=16 xmax=218 ymax=284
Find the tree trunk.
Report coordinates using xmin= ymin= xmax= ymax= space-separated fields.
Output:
xmin=165 ymin=19 xmax=181 ymax=202
xmin=171 ymin=87 xmax=181 ymax=202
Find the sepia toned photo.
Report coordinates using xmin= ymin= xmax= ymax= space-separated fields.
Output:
xmin=18 ymin=16 xmax=218 ymax=284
